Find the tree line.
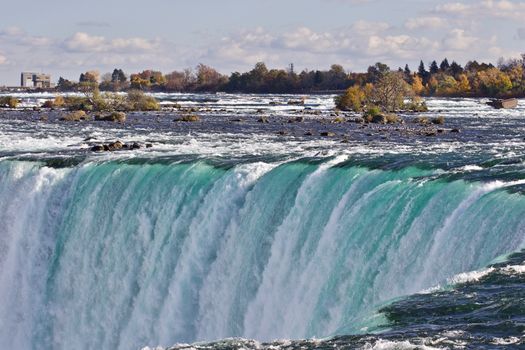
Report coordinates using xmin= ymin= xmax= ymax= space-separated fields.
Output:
xmin=56 ymin=54 xmax=525 ymax=98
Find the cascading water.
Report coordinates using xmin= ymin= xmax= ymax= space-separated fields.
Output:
xmin=1 ymin=157 xmax=525 ymax=350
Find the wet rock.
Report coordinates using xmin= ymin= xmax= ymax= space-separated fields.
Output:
xmin=414 ymin=116 xmax=430 ymax=125
xmin=175 ymin=114 xmax=200 ymax=122
xmin=320 ymin=131 xmax=336 ymax=137
xmin=432 ymin=116 xmax=445 ymax=125
xmin=94 ymin=111 xmax=127 ymax=123
xmin=39 ymin=115 xmax=48 ymax=121
xmin=257 ymin=116 xmax=269 ymax=123
xmin=107 ymin=140 xmax=124 ymax=151
xmin=146 ymin=143 xmax=153 ymax=148
xmin=277 ymin=130 xmax=288 ymax=136
xmin=450 ymin=128 xmax=461 ymax=133
xmin=288 ymin=116 xmax=304 ymax=123
xmin=91 ymin=145 xmax=105 ymax=152
xmin=61 ymin=110 xmax=88 ymax=121
xmin=350 ymin=117 xmax=365 ymax=124
xmin=304 ymin=130 xmax=314 ymax=136
xmin=371 ymin=115 xmax=387 ymax=124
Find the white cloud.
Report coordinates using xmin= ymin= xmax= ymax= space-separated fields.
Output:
xmin=405 ymin=17 xmax=448 ymax=30
xmin=350 ymin=20 xmax=391 ymax=34
xmin=202 ymin=25 xmax=444 ymax=71
xmin=435 ymin=0 xmax=525 ymax=20
xmin=63 ymin=32 xmax=160 ymax=53
xmin=442 ymin=29 xmax=479 ymax=51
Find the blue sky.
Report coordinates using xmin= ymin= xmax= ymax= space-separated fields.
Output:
xmin=0 ymin=0 xmax=524 ymax=85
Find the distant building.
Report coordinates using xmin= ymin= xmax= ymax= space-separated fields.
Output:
xmin=21 ymin=72 xmax=53 ymax=88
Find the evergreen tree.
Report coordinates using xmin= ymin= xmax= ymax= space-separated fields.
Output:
xmin=449 ymin=61 xmax=464 ymax=76
xmin=418 ymin=60 xmax=429 ymax=84
xmin=429 ymin=60 xmax=439 ymax=75
xmin=440 ymin=58 xmax=450 ymax=72
xmin=111 ymin=69 xmax=127 ymax=83
xmin=404 ymin=64 xmax=411 ymax=76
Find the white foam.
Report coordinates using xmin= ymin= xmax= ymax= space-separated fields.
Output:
xmin=361 ymin=339 xmax=444 ymax=350
xmin=458 ymin=165 xmax=483 ymax=172
xmin=490 ymin=336 xmax=521 ymax=345
xmin=447 ymin=267 xmax=495 ymax=285
xmin=501 ymin=264 xmax=525 ymax=274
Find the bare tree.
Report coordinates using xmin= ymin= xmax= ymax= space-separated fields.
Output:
xmin=371 ymin=72 xmax=411 ymax=112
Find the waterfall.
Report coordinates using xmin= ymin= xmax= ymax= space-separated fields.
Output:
xmin=1 ymin=158 xmax=524 ymax=349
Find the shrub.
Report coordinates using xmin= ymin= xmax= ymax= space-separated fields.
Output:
xmin=63 ymin=96 xmax=92 ymax=111
xmin=413 ymin=116 xmax=429 ymax=125
xmin=0 ymin=96 xmax=20 ymax=108
xmin=335 ymin=85 xmax=365 ymax=111
xmin=42 ymin=96 xmax=67 ymax=109
xmin=54 ymin=96 xmax=65 ymax=107
xmin=432 ymin=116 xmax=445 ymax=125
xmin=385 ymin=114 xmax=401 ymax=123
xmin=178 ymin=114 xmax=200 ymax=122
xmin=365 ymin=106 xmax=382 ymax=118
xmin=42 ymin=100 xmax=54 ymax=108
xmin=127 ymin=90 xmax=160 ymax=111
xmin=404 ymin=96 xmax=428 ymax=112
xmin=94 ymin=111 xmax=126 ymax=122
xmin=61 ymin=110 xmax=89 ymax=121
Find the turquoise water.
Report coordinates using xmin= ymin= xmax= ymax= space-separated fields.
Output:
xmin=1 ymin=157 xmax=524 ymax=349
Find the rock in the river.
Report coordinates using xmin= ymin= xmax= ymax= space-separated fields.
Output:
xmin=320 ymin=131 xmax=336 ymax=137
xmin=107 ymin=141 xmax=124 ymax=151
xmin=175 ymin=115 xmax=200 ymax=122
xmin=61 ymin=110 xmax=88 ymax=121
xmin=95 ymin=112 xmax=126 ymax=122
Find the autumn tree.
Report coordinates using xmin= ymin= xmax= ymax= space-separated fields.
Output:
xmin=474 ymin=67 xmax=512 ymax=96
xmin=195 ymin=64 xmax=227 ymax=91
xmin=411 ymin=75 xmax=424 ymax=95
xmin=367 ymin=62 xmax=390 ymax=83
xmin=335 ymin=85 xmax=366 ymax=111
xmin=457 ymin=74 xmax=471 ymax=94
xmin=436 ymin=74 xmax=459 ymax=96
xmin=371 ymin=71 xmax=411 ymax=112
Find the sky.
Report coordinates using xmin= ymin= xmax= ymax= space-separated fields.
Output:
xmin=0 ymin=0 xmax=524 ymax=85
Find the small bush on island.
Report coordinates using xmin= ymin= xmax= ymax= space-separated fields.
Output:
xmin=335 ymin=85 xmax=367 ymax=111
xmin=413 ymin=116 xmax=430 ymax=125
xmin=432 ymin=116 xmax=445 ymax=125
xmin=60 ymin=88 xmax=160 ymax=113
xmin=63 ymin=96 xmax=93 ymax=111
xmin=61 ymin=110 xmax=89 ymax=121
xmin=42 ymin=96 xmax=67 ymax=109
xmin=385 ymin=114 xmax=401 ymax=124
xmin=42 ymin=100 xmax=54 ymax=108
xmin=0 ymin=96 xmax=20 ymax=108
xmin=94 ymin=111 xmax=127 ymax=123
xmin=126 ymin=90 xmax=160 ymax=111
xmin=404 ymin=96 xmax=428 ymax=112
xmin=176 ymin=114 xmax=200 ymax=122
